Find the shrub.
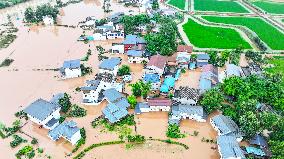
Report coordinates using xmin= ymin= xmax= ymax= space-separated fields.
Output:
xmin=0 ymin=58 xmax=14 ymax=67
xmin=58 ymin=93 xmax=72 ymax=113
xmin=31 ymin=138 xmax=38 ymax=145
xmin=67 ymin=104 xmax=87 ymax=117
xmin=118 ymin=65 xmax=131 ymax=76
xmin=166 ymin=124 xmax=185 ymax=138
xmin=10 ymin=135 xmax=27 ymax=148
xmin=37 ymin=148 xmax=43 ymax=153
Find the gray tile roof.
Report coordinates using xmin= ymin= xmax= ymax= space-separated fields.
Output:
xmin=172 ymin=104 xmax=206 ymax=118
xmin=24 ymin=99 xmax=60 ymax=121
xmin=99 ymin=57 xmax=121 ymax=70
xmin=123 ymin=35 xmax=146 ymax=45
xmin=217 ymin=135 xmax=246 ymax=159
xmin=226 ymin=64 xmax=241 ymax=77
xmin=249 ymin=134 xmax=268 ymax=147
xmin=103 ymin=88 xmax=124 ymax=103
xmin=102 ymin=103 xmax=128 ymax=123
xmin=174 ymin=86 xmax=200 ymax=101
xmin=127 ymin=50 xmax=143 ymax=57
xmin=211 ymin=115 xmax=240 ymax=136
xmin=63 ymin=59 xmax=80 ymax=69
xmin=48 ymin=121 xmax=80 ymax=141
xmin=50 ymin=93 xmax=64 ymax=105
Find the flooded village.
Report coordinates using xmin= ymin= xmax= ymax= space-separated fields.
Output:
xmin=0 ymin=0 xmax=281 ymax=159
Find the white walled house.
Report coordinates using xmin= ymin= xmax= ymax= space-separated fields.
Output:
xmin=144 ymin=55 xmax=167 ymax=76
xmin=93 ymin=33 xmax=107 ymax=40
xmin=60 ymin=60 xmax=82 ymax=79
xmin=217 ymin=136 xmax=246 ymax=159
xmin=143 ymin=73 xmax=161 ymax=91
xmin=170 ymin=105 xmax=207 ymax=125
xmin=48 ymin=121 xmax=82 ymax=145
xmin=106 ymin=31 xmax=124 ymax=39
xmin=127 ymin=50 xmax=149 ymax=63
xmin=112 ymin=44 xmax=124 ymax=53
xmin=43 ymin=15 xmax=54 ymax=25
xmin=24 ymin=99 xmax=61 ymax=130
xmin=99 ymin=57 xmax=121 ymax=76
xmin=147 ymin=98 xmax=172 ymax=112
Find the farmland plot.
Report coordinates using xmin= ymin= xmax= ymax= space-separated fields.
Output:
xmin=253 ymin=1 xmax=284 ymax=14
xmin=194 ymin=0 xmax=249 ymax=13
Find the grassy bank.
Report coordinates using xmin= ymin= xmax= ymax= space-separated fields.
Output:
xmin=194 ymin=0 xmax=249 ymax=13
xmin=182 ymin=18 xmax=251 ymax=49
xmin=253 ymin=1 xmax=284 ymax=14
xmin=202 ymin=16 xmax=284 ymax=50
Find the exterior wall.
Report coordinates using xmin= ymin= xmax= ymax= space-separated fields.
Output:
xmin=106 ymin=32 xmax=124 ymax=39
xmin=124 ymin=44 xmax=135 ymax=53
xmin=112 ymin=45 xmax=124 ymax=53
xmin=93 ymin=33 xmax=107 ymax=40
xmin=140 ymin=107 xmax=150 ymax=113
xmin=149 ymin=106 xmax=170 ymax=111
xmin=174 ymin=97 xmax=197 ymax=105
xmin=70 ymin=131 xmax=82 ymax=145
xmin=27 ymin=108 xmax=61 ymax=129
xmin=180 ymin=113 xmax=206 ymax=122
xmin=144 ymin=66 xmax=164 ymax=76
xmin=150 ymin=82 xmax=161 ymax=90
xmin=210 ymin=118 xmax=223 ymax=136
xmin=128 ymin=57 xmax=148 ymax=63
xmin=99 ymin=66 xmax=119 ymax=76
xmin=63 ymin=68 xmax=82 ymax=79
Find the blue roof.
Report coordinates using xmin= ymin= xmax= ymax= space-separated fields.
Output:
xmin=87 ymin=36 xmax=94 ymax=41
xmin=102 ymin=103 xmax=128 ymax=123
xmin=135 ymin=102 xmax=149 ymax=114
xmin=123 ymin=35 xmax=146 ymax=45
xmin=127 ymin=50 xmax=143 ymax=57
xmin=103 ymin=88 xmax=124 ymax=103
xmin=160 ymin=84 xmax=169 ymax=93
xmin=99 ymin=57 xmax=121 ymax=70
xmin=48 ymin=121 xmax=80 ymax=141
xmin=246 ymin=147 xmax=266 ymax=156
xmin=63 ymin=59 xmax=80 ymax=69
xmin=114 ymin=97 xmax=130 ymax=109
xmin=50 ymin=93 xmax=64 ymax=105
xmin=189 ymin=62 xmax=196 ymax=69
xmin=197 ymin=54 xmax=210 ymax=60
xmin=143 ymin=74 xmax=160 ymax=83
xmin=226 ymin=64 xmax=240 ymax=77
xmin=199 ymin=78 xmax=212 ymax=91
xmin=175 ymin=69 xmax=181 ymax=80
xmin=24 ymin=99 xmax=60 ymax=121
xmin=164 ymin=77 xmax=175 ymax=87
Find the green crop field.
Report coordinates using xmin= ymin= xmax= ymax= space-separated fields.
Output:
xmin=182 ymin=18 xmax=251 ymax=49
xmin=202 ymin=16 xmax=284 ymax=50
xmin=253 ymin=1 xmax=284 ymax=14
xmin=194 ymin=0 xmax=249 ymax=13
xmin=168 ymin=0 xmax=186 ymax=10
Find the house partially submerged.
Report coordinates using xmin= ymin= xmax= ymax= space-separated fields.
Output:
xmin=226 ymin=64 xmax=241 ymax=77
xmin=144 ymin=54 xmax=167 ymax=76
xmin=127 ymin=50 xmax=149 ymax=63
xmin=196 ymin=54 xmax=210 ymax=68
xmin=24 ymin=99 xmax=61 ymax=130
xmin=60 ymin=60 xmax=82 ymax=79
xmin=102 ymin=88 xmax=130 ymax=123
xmin=112 ymin=43 xmax=124 ymax=54
xmin=160 ymin=76 xmax=175 ymax=94
xmin=169 ymin=104 xmax=207 ymax=125
xmin=143 ymin=73 xmax=161 ymax=90
xmin=99 ymin=57 xmax=121 ymax=76
xmin=107 ymin=12 xmax=125 ymax=24
xmin=217 ymin=135 xmax=246 ymax=159
xmin=123 ymin=35 xmax=146 ymax=52
xmin=173 ymin=86 xmax=200 ymax=105
xmin=210 ymin=114 xmax=243 ymax=142
xmin=81 ymin=73 xmax=123 ymax=105
xmin=48 ymin=121 xmax=81 ymax=145
xmin=147 ymin=98 xmax=172 ymax=111
xmin=176 ymin=52 xmax=191 ymax=69
xmin=199 ymin=64 xmax=219 ymax=93
xmin=135 ymin=102 xmax=150 ymax=114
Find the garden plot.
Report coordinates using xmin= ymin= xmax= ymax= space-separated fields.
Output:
xmin=202 ymin=16 xmax=284 ymax=50
xmin=252 ymin=1 xmax=284 ymax=14
xmin=182 ymin=18 xmax=251 ymax=49
xmin=194 ymin=0 xmax=249 ymax=13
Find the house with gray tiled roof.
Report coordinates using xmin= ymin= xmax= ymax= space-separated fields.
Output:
xmin=217 ymin=135 xmax=246 ymax=159
xmin=169 ymin=104 xmax=207 ymax=125
xmin=60 ymin=59 xmax=82 ymax=79
xmin=24 ymin=99 xmax=61 ymax=130
xmin=196 ymin=54 xmax=210 ymax=68
xmin=173 ymin=86 xmax=200 ymax=106
xmin=99 ymin=57 xmax=121 ymax=76
xmin=81 ymin=73 xmax=123 ymax=105
xmin=210 ymin=114 xmax=243 ymax=142
xmin=127 ymin=50 xmax=149 ymax=63
xmin=48 ymin=121 xmax=81 ymax=145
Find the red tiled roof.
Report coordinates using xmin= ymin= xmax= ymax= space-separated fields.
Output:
xmin=147 ymin=55 xmax=167 ymax=70
xmin=148 ymin=98 xmax=172 ymax=106
xmin=177 ymin=45 xmax=193 ymax=53
xmin=202 ymin=64 xmax=214 ymax=72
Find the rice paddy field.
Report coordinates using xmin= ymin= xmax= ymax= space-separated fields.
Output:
xmin=167 ymin=0 xmax=186 ymax=10
xmin=202 ymin=16 xmax=284 ymax=50
xmin=194 ymin=0 xmax=249 ymax=13
xmin=252 ymin=1 xmax=284 ymax=14
xmin=182 ymin=18 xmax=251 ymax=49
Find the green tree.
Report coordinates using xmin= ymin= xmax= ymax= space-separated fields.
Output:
xmin=118 ymin=65 xmax=130 ymax=76
xmin=259 ymin=112 xmax=279 ymax=131
xmin=127 ymin=95 xmax=137 ymax=109
xmin=58 ymin=93 xmax=72 ymax=113
xmin=129 ymin=80 xmax=151 ymax=98
xmin=229 ymin=47 xmax=243 ymax=66
xmin=269 ymin=140 xmax=284 ymax=159
xmin=166 ymin=124 xmax=185 ymax=138
xmin=200 ymin=88 xmax=224 ymax=113
xmin=24 ymin=7 xmax=36 ymax=23
xmin=152 ymin=0 xmax=159 ymax=10
xmin=239 ymin=111 xmax=260 ymax=139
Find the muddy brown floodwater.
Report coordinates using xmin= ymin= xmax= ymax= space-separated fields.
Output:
xmin=0 ymin=1 xmax=219 ymax=159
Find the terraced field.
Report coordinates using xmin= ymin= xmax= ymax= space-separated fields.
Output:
xmin=253 ymin=1 xmax=284 ymax=14
xmin=202 ymin=16 xmax=284 ymax=50
xmin=182 ymin=18 xmax=251 ymax=49
xmin=194 ymin=0 xmax=249 ymax=13
xmin=168 ymin=0 xmax=186 ymax=10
